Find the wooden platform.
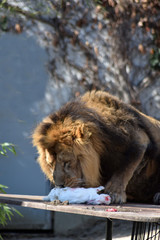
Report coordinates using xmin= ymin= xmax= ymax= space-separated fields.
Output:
xmin=0 ymin=193 xmax=160 ymax=223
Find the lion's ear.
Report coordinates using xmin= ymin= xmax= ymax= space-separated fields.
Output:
xmin=45 ymin=149 xmax=54 ymax=165
xmin=73 ymin=123 xmax=92 ymax=143
xmin=35 ymin=146 xmax=54 ymax=182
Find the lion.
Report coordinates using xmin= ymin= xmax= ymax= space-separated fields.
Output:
xmin=32 ymin=90 xmax=160 ymax=204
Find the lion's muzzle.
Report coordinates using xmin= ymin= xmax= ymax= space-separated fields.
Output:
xmin=53 ymin=162 xmax=65 ymax=187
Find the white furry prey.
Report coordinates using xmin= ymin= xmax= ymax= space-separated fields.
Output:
xmin=44 ymin=186 xmax=111 ymax=205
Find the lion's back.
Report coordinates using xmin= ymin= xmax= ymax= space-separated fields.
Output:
xmin=81 ymin=90 xmax=136 ymax=129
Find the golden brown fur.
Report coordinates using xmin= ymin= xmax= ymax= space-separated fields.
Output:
xmin=32 ymin=90 xmax=160 ymax=204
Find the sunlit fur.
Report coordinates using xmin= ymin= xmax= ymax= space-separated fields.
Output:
xmin=32 ymin=90 xmax=160 ymax=204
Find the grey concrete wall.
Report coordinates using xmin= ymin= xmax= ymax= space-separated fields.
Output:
xmin=0 ymin=32 xmax=51 ymax=229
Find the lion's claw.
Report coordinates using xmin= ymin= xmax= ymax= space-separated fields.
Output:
xmin=109 ymin=192 xmax=126 ymax=204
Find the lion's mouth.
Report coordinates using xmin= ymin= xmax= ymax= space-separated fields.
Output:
xmin=55 ymin=184 xmax=65 ymax=188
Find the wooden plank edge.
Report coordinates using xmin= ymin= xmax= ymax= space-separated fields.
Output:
xmin=0 ymin=193 xmax=44 ymax=201
xmin=0 ymin=197 xmax=160 ymax=223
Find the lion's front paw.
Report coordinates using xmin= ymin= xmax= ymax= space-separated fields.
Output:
xmin=109 ymin=191 xmax=126 ymax=204
xmin=105 ymin=181 xmax=126 ymax=204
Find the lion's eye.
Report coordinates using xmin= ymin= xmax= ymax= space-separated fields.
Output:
xmin=52 ymin=152 xmax=56 ymax=158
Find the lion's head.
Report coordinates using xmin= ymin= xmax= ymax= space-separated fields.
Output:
xmin=32 ymin=110 xmax=104 ymax=188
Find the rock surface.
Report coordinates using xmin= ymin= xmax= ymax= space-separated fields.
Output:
xmin=1 ymin=0 xmax=160 ymax=119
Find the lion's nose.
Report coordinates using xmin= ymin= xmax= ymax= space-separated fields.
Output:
xmin=53 ymin=163 xmax=65 ymax=187
xmin=53 ymin=173 xmax=65 ymax=187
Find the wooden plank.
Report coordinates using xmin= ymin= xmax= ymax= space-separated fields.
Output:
xmin=0 ymin=193 xmax=44 ymax=201
xmin=0 ymin=194 xmax=160 ymax=222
